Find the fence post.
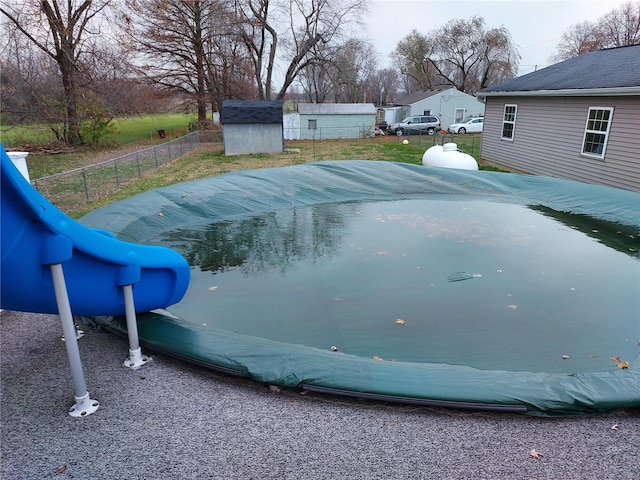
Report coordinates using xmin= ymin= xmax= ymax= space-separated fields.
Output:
xmin=136 ymin=154 xmax=141 ymax=177
xmin=114 ymin=159 xmax=120 ymax=188
xmin=82 ymin=169 xmax=89 ymax=202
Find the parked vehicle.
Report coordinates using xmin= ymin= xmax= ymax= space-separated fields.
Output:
xmin=387 ymin=115 xmax=442 ymax=136
xmin=447 ymin=117 xmax=484 ymax=134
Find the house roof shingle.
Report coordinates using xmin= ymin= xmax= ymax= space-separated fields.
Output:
xmin=394 ymin=89 xmax=445 ymax=105
xmin=479 ymin=44 xmax=640 ymax=95
xmin=222 ymin=100 xmax=283 ymax=124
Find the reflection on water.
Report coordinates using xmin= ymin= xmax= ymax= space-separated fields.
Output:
xmin=163 ymin=203 xmax=355 ymax=275
xmin=163 ymin=198 xmax=639 ymax=373
xmin=530 ymin=205 xmax=639 ymax=259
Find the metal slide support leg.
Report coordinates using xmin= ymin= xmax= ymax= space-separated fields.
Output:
xmin=122 ymin=284 xmax=151 ymax=369
xmin=50 ymin=263 xmax=99 ymax=417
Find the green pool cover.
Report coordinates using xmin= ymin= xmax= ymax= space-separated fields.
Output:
xmin=81 ymin=160 xmax=640 ymax=415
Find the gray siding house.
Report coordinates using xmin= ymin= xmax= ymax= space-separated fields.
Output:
xmin=390 ymin=88 xmax=485 ymax=128
xmin=222 ymin=100 xmax=283 ymax=156
xmin=478 ymin=45 xmax=640 ymax=191
xmin=284 ymin=103 xmax=376 ymax=140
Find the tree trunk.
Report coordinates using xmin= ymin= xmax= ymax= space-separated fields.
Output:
xmin=60 ymin=40 xmax=82 ymax=145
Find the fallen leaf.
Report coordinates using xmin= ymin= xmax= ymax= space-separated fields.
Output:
xmin=372 ymin=355 xmax=383 ymax=361
xmin=610 ymin=356 xmax=621 ymax=362
xmin=158 ymin=212 xmax=164 ymax=217
xmin=611 ymin=424 xmax=620 ymax=430
xmin=395 ymin=318 xmax=406 ymax=326
xmin=377 ymin=251 xmax=387 ymax=255
xmin=208 ymin=286 xmax=218 ymax=291
xmin=53 ymin=465 xmax=67 ymax=474
xmin=530 ymin=449 xmax=543 ymax=460
xmin=268 ymin=385 xmax=281 ymax=393
xmin=617 ymin=361 xmax=629 ymax=369
xmin=561 ymin=354 xmax=571 ymax=360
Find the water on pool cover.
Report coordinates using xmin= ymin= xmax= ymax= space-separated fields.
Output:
xmin=166 ymin=198 xmax=639 ymax=374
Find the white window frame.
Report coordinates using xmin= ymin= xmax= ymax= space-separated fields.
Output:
xmin=501 ymin=104 xmax=517 ymax=141
xmin=308 ymin=119 xmax=317 ymax=130
xmin=581 ymin=107 xmax=613 ymax=159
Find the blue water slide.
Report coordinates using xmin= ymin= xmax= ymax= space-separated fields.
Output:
xmin=0 ymin=146 xmax=190 ymax=316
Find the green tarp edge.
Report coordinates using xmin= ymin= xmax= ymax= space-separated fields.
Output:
xmin=81 ymin=160 xmax=640 ymax=415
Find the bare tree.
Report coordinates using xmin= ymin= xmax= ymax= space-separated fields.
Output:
xmin=1 ymin=0 xmax=112 ymax=145
xmin=122 ymin=0 xmax=217 ymax=123
xmin=391 ymin=17 xmax=518 ymax=95
xmin=599 ymin=1 xmax=640 ymax=47
xmin=298 ymin=38 xmax=377 ymax=103
xmin=203 ymin=11 xmax=257 ymax=113
xmin=1 ymin=28 xmax=54 ymax=126
xmin=235 ymin=0 xmax=367 ymax=100
xmin=551 ymin=21 xmax=601 ymax=61
xmin=329 ymin=39 xmax=377 ymax=103
xmin=390 ymin=30 xmax=439 ymax=93
xmin=431 ymin=17 xmax=520 ymax=94
xmin=552 ymin=1 xmax=640 ymax=61
xmin=297 ymin=61 xmax=333 ymax=103
xmin=363 ymin=68 xmax=399 ymax=106
xmin=120 ymin=0 xmax=254 ymax=121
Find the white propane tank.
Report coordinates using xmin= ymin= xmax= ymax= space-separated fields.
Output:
xmin=422 ymin=143 xmax=478 ymax=170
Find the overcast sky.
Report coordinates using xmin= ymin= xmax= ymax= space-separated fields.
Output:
xmin=365 ymin=0 xmax=630 ymax=76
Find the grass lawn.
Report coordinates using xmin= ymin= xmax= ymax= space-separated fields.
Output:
xmin=111 ymin=114 xmax=193 ymax=144
xmin=0 ymin=113 xmax=194 ymax=150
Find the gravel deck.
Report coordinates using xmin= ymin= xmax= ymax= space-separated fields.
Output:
xmin=1 ymin=310 xmax=639 ymax=479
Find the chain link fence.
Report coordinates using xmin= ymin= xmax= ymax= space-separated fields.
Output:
xmin=30 ymin=128 xmax=478 ymax=214
xmin=284 ymin=125 xmax=377 ymax=140
xmin=302 ymin=130 xmax=482 ymax=159
xmin=32 ymin=131 xmax=222 ymax=213
xmin=437 ymin=133 xmax=482 ymax=158
xmin=284 ymin=125 xmax=481 ymax=157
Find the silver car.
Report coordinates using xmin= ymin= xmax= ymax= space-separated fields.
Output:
xmin=387 ymin=115 xmax=442 ymax=136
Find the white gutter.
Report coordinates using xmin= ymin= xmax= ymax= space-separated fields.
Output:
xmin=477 ymin=86 xmax=640 ymax=99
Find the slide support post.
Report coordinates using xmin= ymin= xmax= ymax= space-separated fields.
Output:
xmin=122 ymin=284 xmax=151 ymax=369
xmin=50 ymin=263 xmax=99 ymax=417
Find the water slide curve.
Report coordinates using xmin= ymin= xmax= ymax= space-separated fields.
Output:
xmin=0 ymin=146 xmax=190 ymax=316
